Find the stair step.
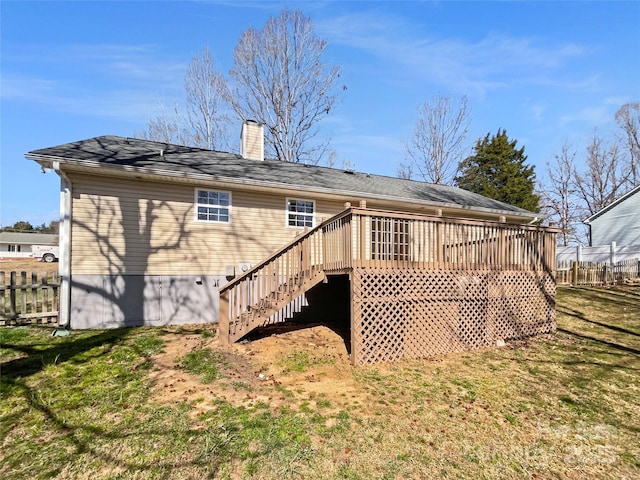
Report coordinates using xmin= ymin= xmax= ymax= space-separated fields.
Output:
xmin=228 ymin=270 xmax=328 ymax=343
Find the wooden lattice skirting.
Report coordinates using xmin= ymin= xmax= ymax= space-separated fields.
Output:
xmin=351 ymin=269 xmax=556 ymax=365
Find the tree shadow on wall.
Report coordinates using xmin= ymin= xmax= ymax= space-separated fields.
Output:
xmin=69 ymin=176 xmax=277 ymax=329
xmin=70 ymin=192 xmax=193 ymax=327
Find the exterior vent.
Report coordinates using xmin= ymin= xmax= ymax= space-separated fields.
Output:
xmin=240 ymin=120 xmax=264 ymax=161
xmin=238 ymin=262 xmax=252 ymax=274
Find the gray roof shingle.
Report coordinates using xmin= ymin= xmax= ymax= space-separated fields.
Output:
xmin=0 ymin=232 xmax=58 ymax=245
xmin=26 ymin=135 xmax=536 ymax=218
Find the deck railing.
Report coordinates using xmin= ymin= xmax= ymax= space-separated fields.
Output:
xmin=348 ymin=208 xmax=556 ymax=272
xmin=219 ymin=207 xmax=558 ymax=344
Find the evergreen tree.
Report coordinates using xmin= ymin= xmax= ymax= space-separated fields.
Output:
xmin=4 ymin=221 xmax=35 ymax=232
xmin=455 ymin=129 xmax=540 ymax=212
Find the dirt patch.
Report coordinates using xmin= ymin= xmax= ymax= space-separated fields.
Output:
xmin=148 ymin=324 xmax=526 ymax=421
xmin=0 ymin=258 xmax=58 ymax=278
xmin=149 ymin=325 xmax=368 ymax=417
xmin=234 ymin=326 xmax=360 ymax=402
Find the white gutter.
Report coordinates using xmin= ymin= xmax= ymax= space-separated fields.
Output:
xmin=53 ymin=161 xmax=72 ymax=328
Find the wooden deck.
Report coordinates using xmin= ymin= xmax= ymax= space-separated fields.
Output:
xmin=219 ymin=206 xmax=558 ymax=364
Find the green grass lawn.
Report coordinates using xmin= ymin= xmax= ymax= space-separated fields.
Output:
xmin=1 ymin=286 xmax=638 ymax=479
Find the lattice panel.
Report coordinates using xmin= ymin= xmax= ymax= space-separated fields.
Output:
xmin=486 ymin=272 xmax=556 ymax=341
xmin=351 ymin=269 xmax=555 ymax=365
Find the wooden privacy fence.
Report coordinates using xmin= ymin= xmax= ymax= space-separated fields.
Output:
xmin=557 ymin=259 xmax=640 ymax=286
xmin=221 ymin=206 xmax=559 ymax=364
xmin=0 ymin=271 xmax=60 ymax=325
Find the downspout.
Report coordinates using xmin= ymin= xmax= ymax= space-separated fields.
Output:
xmin=53 ymin=161 xmax=72 ymax=328
xmin=583 ymin=219 xmax=592 ymax=247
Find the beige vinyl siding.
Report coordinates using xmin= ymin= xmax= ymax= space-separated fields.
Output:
xmin=241 ymin=123 xmax=264 ymax=160
xmin=69 ymin=173 xmax=346 ymax=275
xmin=68 ymin=172 xmax=518 ymax=277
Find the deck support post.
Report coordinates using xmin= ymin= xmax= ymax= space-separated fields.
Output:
xmin=218 ymin=293 xmax=229 ymax=345
xmin=349 ymin=271 xmax=359 ymax=365
xmin=360 ymin=213 xmax=367 ymax=264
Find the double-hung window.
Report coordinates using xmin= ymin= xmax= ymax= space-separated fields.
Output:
xmin=286 ymin=198 xmax=314 ymax=228
xmin=195 ymin=189 xmax=230 ymax=223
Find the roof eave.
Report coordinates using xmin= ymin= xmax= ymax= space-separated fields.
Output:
xmin=25 ymin=153 xmax=55 ymax=170
xmin=584 ymin=184 xmax=640 ymax=224
xmin=28 ymin=153 xmax=538 ymax=222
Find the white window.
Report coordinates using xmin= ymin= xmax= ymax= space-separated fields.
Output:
xmin=8 ymin=244 xmax=21 ymax=252
xmin=286 ymin=198 xmax=314 ymax=228
xmin=195 ymin=189 xmax=231 ymax=223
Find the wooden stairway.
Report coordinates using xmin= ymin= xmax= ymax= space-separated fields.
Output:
xmin=222 ymin=269 xmax=327 ymax=343
xmin=218 ymin=209 xmax=353 ymax=344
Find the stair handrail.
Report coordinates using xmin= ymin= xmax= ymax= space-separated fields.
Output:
xmin=218 ymin=208 xmax=354 ymax=344
xmin=219 ymin=208 xmax=352 ymax=295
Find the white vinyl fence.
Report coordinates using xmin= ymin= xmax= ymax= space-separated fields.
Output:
xmin=557 ymin=242 xmax=640 ymax=264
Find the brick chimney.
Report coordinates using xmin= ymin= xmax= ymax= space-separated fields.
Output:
xmin=240 ymin=120 xmax=264 ymax=161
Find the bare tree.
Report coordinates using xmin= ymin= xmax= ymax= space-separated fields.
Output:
xmin=615 ymin=102 xmax=640 ymax=188
xmin=573 ymin=131 xmax=629 ymax=217
xmin=138 ymin=47 xmax=229 ymax=150
xmin=136 ymin=100 xmax=186 ymax=145
xmin=396 ymin=162 xmax=414 ymax=180
xmin=540 ymin=142 xmax=579 ymax=246
xmin=227 ymin=9 xmax=342 ymax=164
xmin=398 ymin=95 xmax=470 ymax=184
xmin=183 ymin=47 xmax=229 ymax=150
xmin=325 ymin=150 xmax=355 ymax=171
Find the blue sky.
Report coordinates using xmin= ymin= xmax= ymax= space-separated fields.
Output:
xmin=1 ymin=0 xmax=639 ymax=227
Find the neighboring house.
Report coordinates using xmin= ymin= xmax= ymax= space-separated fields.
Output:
xmin=0 ymin=232 xmax=58 ymax=259
xmin=26 ymin=121 xmax=557 ymax=363
xmin=584 ymin=185 xmax=640 ymax=247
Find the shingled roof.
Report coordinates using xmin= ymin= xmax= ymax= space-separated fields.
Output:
xmin=26 ymin=135 xmax=537 ymax=220
xmin=0 ymin=232 xmax=58 ymax=245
